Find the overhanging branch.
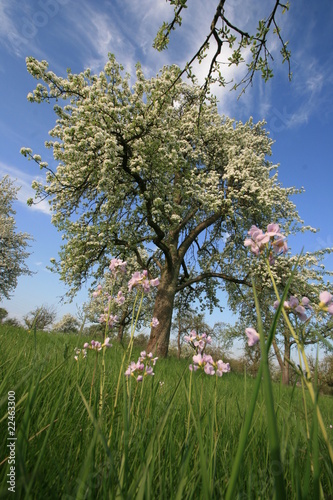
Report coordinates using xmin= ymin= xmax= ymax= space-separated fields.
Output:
xmin=176 ymin=271 xmax=251 ymax=292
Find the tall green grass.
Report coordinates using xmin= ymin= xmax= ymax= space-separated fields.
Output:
xmin=0 ymin=325 xmax=332 ymax=498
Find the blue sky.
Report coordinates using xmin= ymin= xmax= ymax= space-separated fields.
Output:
xmin=0 ymin=0 xmax=333 ymax=326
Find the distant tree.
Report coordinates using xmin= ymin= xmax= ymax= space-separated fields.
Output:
xmin=23 ymin=55 xmax=307 ymax=357
xmin=3 ymin=317 xmax=21 ymax=328
xmin=172 ymin=307 xmax=212 ymax=358
xmin=52 ymin=313 xmax=80 ymax=334
xmin=0 ymin=175 xmax=32 ymax=300
xmin=23 ymin=305 xmax=56 ymax=331
xmin=153 ymin=0 xmax=291 ymax=97
xmin=0 ymin=307 xmax=8 ymax=323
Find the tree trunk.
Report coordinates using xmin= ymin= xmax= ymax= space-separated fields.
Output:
xmin=147 ymin=265 xmax=179 ymax=357
xmin=272 ymin=335 xmax=291 ymax=385
xmin=117 ymin=322 xmax=125 ymax=342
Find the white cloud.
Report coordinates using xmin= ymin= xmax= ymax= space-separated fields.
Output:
xmin=0 ymin=162 xmax=51 ymax=215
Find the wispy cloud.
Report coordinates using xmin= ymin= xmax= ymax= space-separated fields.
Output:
xmin=0 ymin=162 xmax=51 ymax=215
xmin=0 ymin=0 xmax=69 ymax=59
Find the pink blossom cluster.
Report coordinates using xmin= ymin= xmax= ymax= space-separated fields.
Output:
xmin=74 ymin=347 xmax=87 ymax=361
xmin=184 ymin=330 xmax=230 ymax=377
xmin=115 ymin=290 xmax=125 ymax=305
xmin=83 ymin=338 xmax=112 ymax=351
xmin=244 ymin=223 xmax=287 ymax=263
xmin=125 ymin=351 xmax=158 ymax=382
xmin=128 ymin=270 xmax=160 ymax=293
xmin=92 ymin=284 xmax=103 ymax=298
xmin=273 ymin=296 xmax=312 ymax=322
xmin=74 ymin=337 xmax=112 ymax=360
xmin=151 ymin=317 xmax=159 ymax=328
xmin=245 ymin=327 xmax=260 ymax=347
xmin=109 ymin=258 xmax=127 ymax=276
xmin=184 ymin=330 xmax=212 ymax=352
xmin=98 ymin=313 xmax=118 ymax=327
xmin=319 ymin=291 xmax=333 ymax=315
xmin=189 ymin=353 xmax=230 ymax=377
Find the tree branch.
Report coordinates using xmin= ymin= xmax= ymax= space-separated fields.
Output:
xmin=176 ymin=271 xmax=250 ymax=292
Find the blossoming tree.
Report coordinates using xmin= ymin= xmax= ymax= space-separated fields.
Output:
xmin=22 ymin=55 xmax=305 ymax=356
xmin=226 ymin=224 xmax=333 ymax=384
xmin=0 ymin=175 xmax=32 ymax=300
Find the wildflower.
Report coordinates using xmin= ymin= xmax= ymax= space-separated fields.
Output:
xmin=92 ymin=284 xmax=102 ymax=298
xmin=318 ymin=291 xmax=333 ymax=315
xmin=125 ymin=351 xmax=157 ymax=381
xmin=151 ymin=317 xmax=159 ymax=328
xmin=99 ymin=313 xmax=118 ymax=327
xmin=109 ymin=258 xmax=127 ymax=275
xmin=204 ymin=363 xmax=215 ymax=375
xmin=184 ymin=330 xmax=212 ymax=353
xmin=128 ymin=270 xmax=159 ymax=293
xmin=74 ymin=347 xmax=87 ymax=361
xmin=147 ymin=352 xmax=158 ymax=365
xmin=215 ymin=360 xmax=231 ymax=377
xmin=244 ymin=223 xmax=287 ymax=260
xmin=245 ymin=327 xmax=260 ymax=346
xmin=274 ymin=296 xmax=311 ymax=322
xmin=83 ymin=338 xmax=112 ymax=352
xmin=149 ymin=278 xmax=160 ymax=287
xmin=115 ymin=290 xmax=125 ymax=305
xmin=244 ymin=225 xmax=268 ymax=255
xmin=190 ymin=352 xmax=230 ymax=377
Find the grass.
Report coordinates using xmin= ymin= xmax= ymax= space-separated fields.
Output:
xmin=0 ymin=324 xmax=332 ymax=499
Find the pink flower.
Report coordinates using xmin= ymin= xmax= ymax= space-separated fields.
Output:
xmin=244 ymin=223 xmax=287 ymax=259
xmin=184 ymin=330 xmax=212 ymax=354
xmin=190 ymin=353 xmax=231 ymax=378
xmin=92 ymin=284 xmax=102 ymax=298
xmin=192 ymin=353 xmax=204 ymax=365
xmin=103 ymin=337 xmax=112 ymax=348
xmin=274 ymin=295 xmax=311 ymax=322
xmin=125 ymin=351 xmax=157 ymax=380
xmin=216 ymin=360 xmax=231 ymax=377
xmin=149 ymin=278 xmax=160 ymax=287
xmin=319 ymin=291 xmax=333 ymax=314
xmin=128 ymin=270 xmax=160 ymax=293
xmin=245 ymin=327 xmax=260 ymax=347
xmin=151 ymin=317 xmax=159 ymax=328
xmin=99 ymin=313 xmax=118 ymax=327
xmin=204 ymin=363 xmax=215 ymax=375
xmin=109 ymin=258 xmax=127 ymax=275
xmin=115 ymin=290 xmax=125 ymax=305
xmin=146 ymin=366 xmax=154 ymax=376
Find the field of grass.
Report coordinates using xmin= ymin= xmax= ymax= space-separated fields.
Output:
xmin=0 ymin=324 xmax=332 ymax=499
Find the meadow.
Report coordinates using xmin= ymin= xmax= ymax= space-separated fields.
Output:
xmin=0 ymin=324 xmax=332 ymax=499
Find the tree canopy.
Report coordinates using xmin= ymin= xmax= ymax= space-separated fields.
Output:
xmin=22 ymin=55 xmax=307 ymax=356
xmin=0 ymin=175 xmax=32 ymax=300
xmin=23 ymin=304 xmax=56 ymax=331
